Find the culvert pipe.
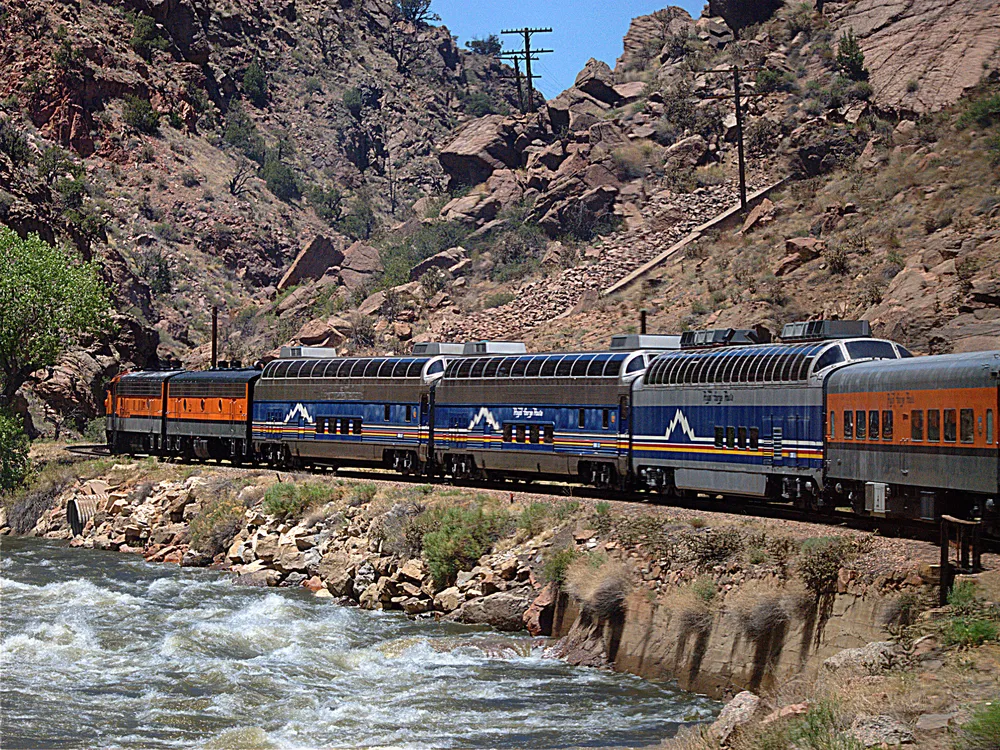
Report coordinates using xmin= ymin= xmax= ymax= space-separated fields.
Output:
xmin=67 ymin=496 xmax=98 ymax=537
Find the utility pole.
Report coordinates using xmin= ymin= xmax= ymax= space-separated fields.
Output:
xmin=704 ymin=63 xmax=763 ymax=215
xmin=501 ymin=27 xmax=552 ymax=113
xmin=501 ymin=53 xmax=525 ymax=113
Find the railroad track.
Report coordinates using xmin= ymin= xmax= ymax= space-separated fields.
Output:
xmin=63 ymin=445 xmax=997 ymax=551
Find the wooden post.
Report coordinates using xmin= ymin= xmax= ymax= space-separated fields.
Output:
xmin=939 ymin=519 xmax=951 ymax=606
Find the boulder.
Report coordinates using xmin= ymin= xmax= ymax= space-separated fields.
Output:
xmin=849 ymin=715 xmax=914 ymax=747
xmin=612 ymin=81 xmax=646 ymax=102
xmin=915 ymin=713 xmax=957 ymax=731
xmin=484 ymin=169 xmax=525 ymax=209
xmin=340 ymin=240 xmax=382 ymax=291
xmin=893 ymin=120 xmax=918 ymax=145
xmin=449 ymin=586 xmax=533 ymax=631
xmin=255 ymin=534 xmax=279 ymax=562
xmin=523 ymin=582 xmax=558 ymax=636
xmin=353 ymin=560 xmax=377 ymax=599
xmin=439 ymin=115 xmax=519 ymax=187
xmin=409 ymin=247 xmax=467 ymax=280
xmin=433 ymin=586 xmax=463 ymax=612
xmin=823 ymin=641 xmax=901 ymax=674
xmin=357 ymin=291 xmax=386 ymax=317
xmin=663 ymin=135 xmax=709 ymax=171
xmin=710 ymin=691 xmax=761 ymax=744
xmin=397 ymin=558 xmax=428 ymax=585
xmin=180 ymin=549 xmax=212 ymax=567
xmin=708 ymin=0 xmax=782 ymax=32
xmin=574 ymin=58 xmax=619 ymax=105
xmin=440 ymin=192 xmax=500 ymax=225
xmin=401 ymin=597 xmax=432 ymax=615
xmin=318 ymin=551 xmax=355 ymax=597
xmin=740 ymin=198 xmax=775 ymax=234
xmin=294 ymin=318 xmax=345 ymax=348
xmin=547 ymin=89 xmax=608 ymax=134
xmin=277 ymin=235 xmax=346 ymax=291
xmin=615 ymin=7 xmax=695 ymax=72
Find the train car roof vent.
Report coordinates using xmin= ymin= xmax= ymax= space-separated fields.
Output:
xmin=279 ymin=346 xmax=340 ymax=359
xmin=609 ymin=334 xmax=682 ymax=351
xmin=411 ymin=342 xmax=466 ymax=355
xmin=680 ymin=327 xmax=771 ymax=349
xmin=461 ymin=341 xmax=528 ymax=355
xmin=780 ymin=320 xmax=871 ymax=341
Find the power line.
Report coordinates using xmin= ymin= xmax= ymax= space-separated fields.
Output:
xmin=500 ymin=27 xmax=553 ymax=113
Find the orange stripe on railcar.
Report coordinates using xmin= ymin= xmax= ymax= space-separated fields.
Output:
xmin=166 ymin=384 xmax=250 ymax=423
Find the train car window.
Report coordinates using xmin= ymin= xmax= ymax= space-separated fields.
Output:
xmin=471 ymin=359 xmax=488 ymax=378
xmin=218 ymin=399 xmax=223 ymax=411
xmin=714 ymin=427 xmax=724 ymax=448
xmin=445 ymin=360 xmax=461 ymax=378
xmin=339 ymin=360 xmax=358 ymax=377
xmin=869 ymin=410 xmax=879 ymax=440
xmin=407 ymin=361 xmax=424 ymax=377
xmin=882 ymin=410 xmax=893 ymax=440
xmin=359 ymin=359 xmax=378 ymax=377
xmin=353 ymin=419 xmax=362 ymax=435
xmin=556 ymin=356 xmax=577 ymax=377
xmin=405 ymin=406 xmax=413 ymax=422
xmin=855 ymin=411 xmax=866 ymax=439
xmin=375 ymin=360 xmax=394 ymax=378
xmin=814 ymin=346 xmax=845 ymax=373
xmin=526 ymin=357 xmax=544 ymax=377
xmin=477 ymin=358 xmax=496 ymax=377
xmin=578 ymin=409 xmax=586 ymax=429
xmin=587 ymin=356 xmax=608 ymax=377
xmin=726 ymin=426 xmax=736 ymax=449
xmin=738 ymin=427 xmax=747 ymax=449
xmin=846 ymin=340 xmax=897 ymax=361
xmin=927 ymin=409 xmax=940 ymax=441
xmin=530 ymin=425 xmax=540 ymax=444
xmin=315 ymin=418 xmax=324 ymax=434
xmin=495 ymin=357 xmax=515 ymax=377
xmin=200 ymin=399 xmax=206 ymax=411
xmin=960 ymin=409 xmax=975 ymax=443
xmin=389 ymin=360 xmax=408 ymax=377
xmin=777 ymin=353 xmax=796 ymax=381
xmin=720 ymin=353 xmax=739 ymax=383
xmin=340 ymin=418 xmax=350 ymax=435
xmin=384 ymin=404 xmax=391 ymax=421
xmin=749 ymin=427 xmax=759 ymax=451
xmin=516 ymin=425 xmax=526 ymax=443
xmin=457 ymin=359 xmax=475 ymax=378
xmin=602 ymin=410 xmax=610 ymax=429
xmin=540 ymin=356 xmax=559 ymax=377
xmin=706 ymin=354 xmax=726 ymax=383
xmin=512 ymin=357 xmax=530 ymax=377
xmin=619 ymin=355 xmax=640 ymax=376
xmin=896 ymin=345 xmax=914 ymax=358
xmin=503 ymin=424 xmax=513 ymax=442
xmin=829 ymin=412 xmax=836 ymax=439
xmin=987 ymin=410 xmax=994 ymax=444
xmin=544 ymin=425 xmax=554 ymax=444
xmin=682 ymin=357 xmax=702 ymax=384
xmin=911 ymin=410 xmax=923 ymax=441
xmin=762 ymin=354 xmax=781 ymax=382
xmin=943 ymin=409 xmax=957 ymax=442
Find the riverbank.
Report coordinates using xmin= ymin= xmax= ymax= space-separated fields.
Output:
xmin=4 ymin=449 xmax=1000 ymax=748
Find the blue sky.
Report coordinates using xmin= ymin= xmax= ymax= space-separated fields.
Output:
xmin=432 ymin=0 xmax=705 ymax=97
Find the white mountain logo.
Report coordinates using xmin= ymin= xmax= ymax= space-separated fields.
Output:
xmin=664 ymin=409 xmax=697 ymax=441
xmin=285 ymin=403 xmax=314 ymax=424
xmin=467 ymin=406 xmax=501 ymax=432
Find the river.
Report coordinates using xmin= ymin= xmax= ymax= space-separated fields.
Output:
xmin=1 ymin=537 xmax=718 ymax=749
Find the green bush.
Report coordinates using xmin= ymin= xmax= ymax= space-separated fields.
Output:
xmin=260 ymin=157 xmax=299 ymax=202
xmin=242 ymin=58 xmax=268 ymax=107
xmin=347 ymin=481 xmax=378 ymax=506
xmin=836 ymin=30 xmax=868 ymax=82
xmin=543 ymin=546 xmax=579 ymax=584
xmin=261 ymin=482 xmax=330 ymax=519
xmin=338 ymin=193 xmax=378 ymax=241
xmin=82 ymin=416 xmax=106 ymax=443
xmin=189 ymin=492 xmax=244 ymax=556
xmin=483 ymin=291 xmax=515 ymax=309
xmin=54 ymin=177 xmax=87 ymax=210
xmin=421 ymin=504 xmax=510 ymax=588
xmin=957 ymin=702 xmax=1000 ymax=750
xmin=756 ymin=68 xmax=797 ymax=95
xmin=689 ymin=526 xmax=743 ymax=565
xmin=378 ymin=220 xmax=469 ymax=288
xmin=222 ymin=105 xmax=266 ymax=163
xmin=959 ymin=92 xmax=1000 ymax=129
xmin=128 ymin=12 xmax=168 ymax=60
xmin=466 ymin=35 xmax=502 ymax=56
xmin=123 ymin=95 xmax=160 ymax=134
xmin=0 ymin=410 xmax=31 ymax=495
xmin=306 ymin=184 xmax=343 ymax=224
xmin=949 ymin=579 xmax=980 ymax=615
xmin=37 ymin=146 xmax=80 ymax=184
xmin=798 ymin=537 xmax=854 ymax=594
xmin=518 ymin=502 xmax=550 ymax=536
xmin=942 ymin=617 xmax=999 ymax=648
xmin=462 ymin=91 xmax=497 ymax=117
xmin=691 ymin=576 xmax=717 ymax=603
xmin=304 ymin=77 xmax=323 ymax=94
xmin=0 ymin=119 xmax=31 ymax=165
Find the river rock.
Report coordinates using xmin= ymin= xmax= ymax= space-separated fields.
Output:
xmin=319 ymin=551 xmax=354 ymax=597
xmin=434 ymin=586 xmax=463 ymax=613
xmin=180 ymin=549 xmax=212 ymax=567
xmin=710 ymin=691 xmax=761 ymax=744
xmin=449 ymin=586 xmax=533 ymax=631
xmin=523 ymin=582 xmax=557 ymax=636
xmin=823 ymin=641 xmax=900 ymax=674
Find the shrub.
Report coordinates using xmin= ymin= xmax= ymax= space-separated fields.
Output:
xmin=341 ymin=86 xmax=380 ymax=119
xmin=959 ymin=92 xmax=1000 ymax=129
xmin=421 ymin=504 xmax=510 ymax=588
xmin=307 ymin=184 xmax=343 ymax=224
xmin=611 ymin=144 xmax=649 ymax=180
xmin=128 ymin=12 xmax=168 ymax=60
xmin=261 ymin=482 xmax=329 ymax=519
xmin=798 ymin=536 xmax=853 ymax=594
xmin=349 ymin=312 xmax=376 ymax=349
xmin=82 ymin=417 xmax=106 ymax=443
xmin=543 ymin=546 xmax=579 ymax=584
xmin=518 ymin=502 xmax=550 ymax=537
xmin=37 ymin=146 xmax=80 ymax=183
xmin=304 ymin=77 xmax=323 ymax=94
xmin=153 ymin=221 xmax=180 ymax=241
xmin=242 ymin=58 xmax=268 ymax=107
xmin=53 ymin=177 xmax=87 ymax=210
xmin=222 ymin=105 xmax=266 ymax=163
xmin=691 ymin=576 xmax=717 ymax=603
xmin=462 ymin=91 xmax=497 ymax=117
xmin=378 ymin=219 xmax=468 ymax=287
xmin=825 ymin=245 xmax=851 ymax=275
xmin=338 ymin=193 xmax=378 ymax=240
xmin=745 ymin=118 xmax=783 ymax=156
xmin=347 ymin=481 xmax=378 ymax=506
xmin=755 ymin=68 xmax=797 ymax=95
xmin=560 ymin=201 xmax=620 ymax=242
xmin=881 ymin=591 xmax=923 ymax=629
xmin=465 ymin=34 xmax=502 ymax=56
xmin=564 ymin=558 xmax=630 ymax=619
xmin=689 ymin=526 xmax=743 ymax=565
xmin=836 ymin=30 xmax=868 ymax=81
xmin=949 ymin=579 xmax=981 ymax=615
xmin=180 ymin=170 xmax=200 ymax=188
xmin=957 ymin=702 xmax=1000 ymax=750
xmin=688 ymin=516 xmax=707 ymax=529
xmin=0 ymin=120 xmax=31 ymax=165
xmin=942 ymin=617 xmax=999 ymax=648
xmin=488 ymin=219 xmax=546 ymax=282
xmin=189 ymin=492 xmax=244 ymax=557
xmin=372 ymin=499 xmax=425 ymax=557
xmin=123 ymin=95 xmax=160 ymax=134
xmin=260 ymin=156 xmax=299 ymax=201
xmin=483 ymin=291 xmax=514 ymax=309
xmin=0 ymin=410 xmax=31 ymax=495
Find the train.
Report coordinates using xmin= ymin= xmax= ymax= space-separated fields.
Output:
xmin=105 ymin=320 xmax=1000 ymax=527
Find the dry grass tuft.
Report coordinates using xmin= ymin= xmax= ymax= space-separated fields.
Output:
xmin=564 ymin=557 xmax=631 ymax=619
xmin=727 ymin=579 xmax=813 ymax=639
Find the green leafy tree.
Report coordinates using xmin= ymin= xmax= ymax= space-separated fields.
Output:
xmin=0 ymin=227 xmax=112 ymax=406
xmin=259 ymin=156 xmax=299 ymax=201
xmin=122 ymin=95 xmax=160 ymax=134
xmin=128 ymin=12 xmax=168 ymax=60
xmin=0 ymin=410 xmax=30 ymax=494
xmin=836 ymin=30 xmax=868 ymax=81
xmin=242 ymin=58 xmax=268 ymax=107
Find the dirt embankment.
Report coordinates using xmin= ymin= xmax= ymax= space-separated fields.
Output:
xmin=5 ymin=451 xmax=1000 ymax=748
